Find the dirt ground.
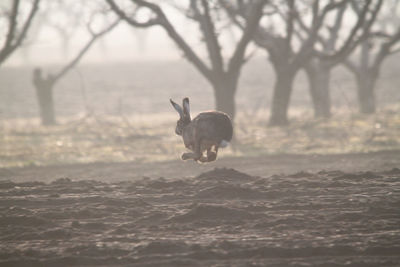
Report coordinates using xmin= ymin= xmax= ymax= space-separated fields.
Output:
xmin=1 ymin=151 xmax=400 ymax=266
xmin=2 ymin=150 xmax=400 ymax=183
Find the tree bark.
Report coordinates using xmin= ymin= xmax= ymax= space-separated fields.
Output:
xmin=212 ymin=76 xmax=236 ymax=120
xmin=356 ymin=70 xmax=377 ymax=114
xmin=269 ymin=70 xmax=296 ymax=126
xmin=304 ymin=60 xmax=332 ymax=118
xmin=349 ymin=40 xmax=376 ymax=114
xmin=33 ymin=69 xmax=56 ymax=125
xmin=0 ymin=0 xmax=40 ymax=66
xmin=34 ymin=84 xmax=56 ymax=125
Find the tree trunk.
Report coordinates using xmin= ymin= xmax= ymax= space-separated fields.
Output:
xmin=212 ymin=75 xmax=237 ymax=120
xmin=35 ymin=84 xmax=56 ymax=125
xmin=269 ymin=71 xmax=296 ymax=126
xmin=33 ymin=69 xmax=57 ymax=126
xmin=356 ymin=70 xmax=377 ymax=114
xmin=304 ymin=60 xmax=332 ymax=118
xmin=355 ymin=40 xmax=377 ymax=114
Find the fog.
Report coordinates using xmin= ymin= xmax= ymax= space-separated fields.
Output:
xmin=1 ymin=0 xmax=400 ymax=266
xmin=4 ymin=4 xmax=192 ymax=65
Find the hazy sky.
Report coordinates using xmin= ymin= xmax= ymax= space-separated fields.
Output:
xmin=3 ymin=1 xmax=207 ymax=67
xmin=3 ymin=0 xmax=399 ymax=67
xmin=6 ymin=18 xmax=189 ymax=66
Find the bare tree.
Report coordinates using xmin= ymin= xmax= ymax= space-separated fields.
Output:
xmin=302 ymin=0 xmax=382 ymax=118
xmin=106 ymin=0 xmax=267 ymax=120
xmin=303 ymin=3 xmax=347 ymax=118
xmin=224 ymin=0 xmax=382 ymax=125
xmin=33 ymin=18 xmax=119 ymax=125
xmin=0 ymin=0 xmax=40 ymax=66
xmin=344 ymin=0 xmax=400 ymax=114
xmin=44 ymin=1 xmax=85 ymax=59
xmin=16 ymin=1 xmax=90 ymax=63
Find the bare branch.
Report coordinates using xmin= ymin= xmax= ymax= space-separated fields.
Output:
xmin=227 ymin=0 xmax=267 ymax=76
xmin=52 ymin=20 xmax=120 ymax=82
xmin=330 ymin=0 xmax=374 ymax=58
xmin=106 ymin=0 xmax=160 ymax=27
xmin=311 ymin=0 xmax=319 ymax=28
xmin=0 ymin=0 xmax=40 ymax=64
xmin=107 ymin=0 xmax=214 ymax=82
xmin=13 ymin=0 xmax=40 ymax=48
xmin=292 ymin=5 xmax=311 ymax=36
xmin=290 ymin=1 xmax=347 ymax=69
xmin=194 ymin=0 xmax=224 ymax=73
xmin=372 ymin=26 xmax=400 ymax=68
xmin=315 ymin=0 xmax=383 ymax=64
xmin=325 ymin=3 xmax=347 ymax=51
xmin=3 ymin=0 xmax=19 ymax=50
xmin=219 ymin=0 xmax=245 ymax=30
xmin=285 ymin=0 xmax=295 ymax=54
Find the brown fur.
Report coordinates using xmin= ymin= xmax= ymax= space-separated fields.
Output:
xmin=170 ymin=98 xmax=233 ymax=163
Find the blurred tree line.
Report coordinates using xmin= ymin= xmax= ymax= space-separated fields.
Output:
xmin=0 ymin=0 xmax=399 ymax=126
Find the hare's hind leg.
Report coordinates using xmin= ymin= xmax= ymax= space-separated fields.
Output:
xmin=182 ymin=151 xmax=206 ymax=162
xmin=206 ymin=145 xmax=218 ymax=162
xmin=182 ymin=138 xmax=204 ymax=161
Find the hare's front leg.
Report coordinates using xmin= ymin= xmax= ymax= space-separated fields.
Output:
xmin=181 ymin=152 xmax=194 ymax=160
xmin=181 ymin=139 xmax=203 ymax=161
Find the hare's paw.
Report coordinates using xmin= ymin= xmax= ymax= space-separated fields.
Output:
xmin=207 ymin=151 xmax=217 ymax=162
xmin=198 ymin=156 xmax=209 ymax=163
xmin=181 ymin=153 xmax=192 ymax=160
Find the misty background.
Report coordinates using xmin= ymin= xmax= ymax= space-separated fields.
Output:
xmin=1 ymin=0 xmax=400 ymax=167
xmin=2 ymin=2 xmax=400 ymax=266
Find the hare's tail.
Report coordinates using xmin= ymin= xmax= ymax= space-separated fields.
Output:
xmin=219 ymin=140 xmax=230 ymax=148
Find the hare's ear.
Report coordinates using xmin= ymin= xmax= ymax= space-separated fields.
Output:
xmin=170 ymin=99 xmax=183 ymax=118
xmin=182 ymin=97 xmax=190 ymax=118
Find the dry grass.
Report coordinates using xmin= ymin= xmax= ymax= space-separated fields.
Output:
xmin=1 ymin=105 xmax=400 ymax=168
xmin=235 ymin=104 xmax=400 ymax=155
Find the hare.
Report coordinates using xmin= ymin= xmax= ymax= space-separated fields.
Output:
xmin=170 ymin=97 xmax=233 ymax=163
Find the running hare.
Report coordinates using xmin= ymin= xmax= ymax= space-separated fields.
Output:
xmin=170 ymin=97 xmax=233 ymax=163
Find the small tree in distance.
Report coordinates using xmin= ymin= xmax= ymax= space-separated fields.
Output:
xmin=344 ymin=0 xmax=400 ymax=114
xmin=106 ymin=0 xmax=268 ymax=121
xmin=0 ymin=0 xmax=40 ymax=66
xmin=33 ymin=14 xmax=119 ymax=125
xmin=223 ymin=0 xmax=382 ymax=126
xmin=303 ymin=3 xmax=348 ymax=119
xmin=301 ymin=0 xmax=382 ymax=118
